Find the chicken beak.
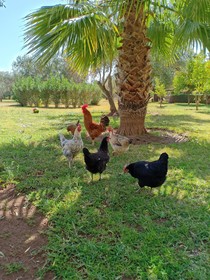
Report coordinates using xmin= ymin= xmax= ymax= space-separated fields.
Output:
xmin=123 ymin=165 xmax=128 ymax=173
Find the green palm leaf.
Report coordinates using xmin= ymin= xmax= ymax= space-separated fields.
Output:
xmin=24 ymin=3 xmax=118 ymax=73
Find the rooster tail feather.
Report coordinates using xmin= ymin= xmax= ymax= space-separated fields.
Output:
xmin=59 ymin=133 xmax=66 ymax=146
xmin=100 ymin=115 xmax=110 ymax=127
xmin=59 ymin=133 xmax=65 ymax=141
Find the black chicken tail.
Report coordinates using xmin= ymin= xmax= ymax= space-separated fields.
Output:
xmin=159 ymin=153 xmax=169 ymax=161
xmin=100 ymin=115 xmax=110 ymax=127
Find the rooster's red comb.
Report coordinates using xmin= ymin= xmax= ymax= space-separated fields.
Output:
xmin=81 ymin=104 xmax=88 ymax=109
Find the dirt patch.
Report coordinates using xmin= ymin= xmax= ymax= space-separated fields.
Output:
xmin=154 ymin=217 xmax=169 ymax=224
xmin=0 ymin=184 xmax=54 ymax=280
xmin=130 ymin=128 xmax=188 ymax=145
xmin=87 ymin=128 xmax=188 ymax=145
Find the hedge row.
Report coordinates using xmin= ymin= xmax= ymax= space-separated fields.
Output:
xmin=12 ymin=76 xmax=102 ymax=107
xmin=168 ymin=94 xmax=210 ymax=104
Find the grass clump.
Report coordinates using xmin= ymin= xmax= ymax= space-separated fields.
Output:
xmin=4 ymin=262 xmax=26 ymax=274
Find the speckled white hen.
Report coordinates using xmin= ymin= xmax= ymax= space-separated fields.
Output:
xmin=59 ymin=124 xmax=83 ymax=167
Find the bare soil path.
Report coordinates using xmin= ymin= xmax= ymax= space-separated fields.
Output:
xmin=0 ymin=184 xmax=54 ymax=280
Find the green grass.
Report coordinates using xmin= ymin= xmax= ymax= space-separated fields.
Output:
xmin=0 ymin=101 xmax=209 ymax=279
xmin=4 ymin=262 xmax=26 ymax=274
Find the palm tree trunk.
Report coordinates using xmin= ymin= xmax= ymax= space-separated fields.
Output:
xmin=116 ymin=2 xmax=151 ymax=136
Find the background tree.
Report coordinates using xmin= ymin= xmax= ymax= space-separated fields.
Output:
xmin=12 ymin=54 xmax=82 ymax=82
xmin=24 ymin=0 xmax=210 ymax=137
xmin=151 ymin=50 xmax=194 ymax=93
xmin=12 ymin=77 xmax=31 ymax=106
xmin=91 ymin=61 xmax=118 ymax=115
xmin=191 ymin=54 xmax=207 ymax=110
xmin=204 ymin=60 xmax=210 ymax=104
xmin=153 ymin=78 xmax=167 ymax=107
xmin=173 ymin=56 xmax=195 ymax=105
xmin=0 ymin=71 xmax=14 ymax=101
xmin=0 ymin=0 xmax=5 ymax=7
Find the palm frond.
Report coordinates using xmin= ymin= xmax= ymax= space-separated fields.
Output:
xmin=24 ymin=3 xmax=118 ymax=73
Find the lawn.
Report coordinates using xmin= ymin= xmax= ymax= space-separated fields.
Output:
xmin=0 ymin=100 xmax=209 ymax=279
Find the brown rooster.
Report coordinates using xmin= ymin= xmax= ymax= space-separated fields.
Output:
xmin=81 ymin=104 xmax=110 ymax=144
xmin=67 ymin=120 xmax=80 ymax=135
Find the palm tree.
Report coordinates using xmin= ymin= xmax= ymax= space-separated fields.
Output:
xmin=24 ymin=0 xmax=210 ymax=136
xmin=0 ymin=0 xmax=5 ymax=7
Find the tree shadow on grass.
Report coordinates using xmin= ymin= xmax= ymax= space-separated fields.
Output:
xmin=0 ymin=183 xmax=55 ymax=280
xmin=195 ymin=109 xmax=210 ymax=114
xmin=147 ymin=113 xmax=210 ymax=126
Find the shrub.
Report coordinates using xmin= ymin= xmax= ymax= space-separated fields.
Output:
xmin=90 ymin=84 xmax=102 ymax=105
xmin=12 ymin=76 xmax=41 ymax=107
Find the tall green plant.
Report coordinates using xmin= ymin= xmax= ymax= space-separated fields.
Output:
xmin=191 ymin=54 xmax=206 ymax=110
xmin=41 ymin=80 xmax=51 ymax=108
xmin=12 ymin=78 xmax=29 ymax=106
xmin=47 ymin=76 xmax=62 ymax=108
xmin=12 ymin=76 xmax=41 ymax=107
xmin=89 ymin=83 xmax=102 ymax=105
xmin=173 ymin=56 xmax=195 ymax=105
xmin=204 ymin=61 xmax=210 ymax=104
xmin=153 ymin=78 xmax=167 ymax=107
xmin=60 ymin=77 xmax=71 ymax=108
xmin=28 ymin=77 xmax=42 ymax=107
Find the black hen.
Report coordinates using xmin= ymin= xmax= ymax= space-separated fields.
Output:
xmin=83 ymin=136 xmax=110 ymax=181
xmin=124 ymin=153 xmax=169 ymax=188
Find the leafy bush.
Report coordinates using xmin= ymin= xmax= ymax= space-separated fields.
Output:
xmin=47 ymin=75 xmax=62 ymax=108
xmin=90 ymin=84 xmax=102 ymax=105
xmin=77 ymin=83 xmax=92 ymax=107
xmin=12 ymin=75 xmax=102 ymax=108
xmin=12 ymin=76 xmax=41 ymax=106
xmin=41 ymin=80 xmax=51 ymax=107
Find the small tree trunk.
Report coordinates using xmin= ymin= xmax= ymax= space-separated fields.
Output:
xmin=196 ymin=96 xmax=199 ymax=110
xmin=205 ymin=94 xmax=208 ymax=105
xmin=188 ymin=94 xmax=190 ymax=106
xmin=44 ymin=101 xmax=49 ymax=107
xmin=97 ymin=81 xmax=118 ymax=115
xmin=106 ymin=92 xmax=118 ymax=115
